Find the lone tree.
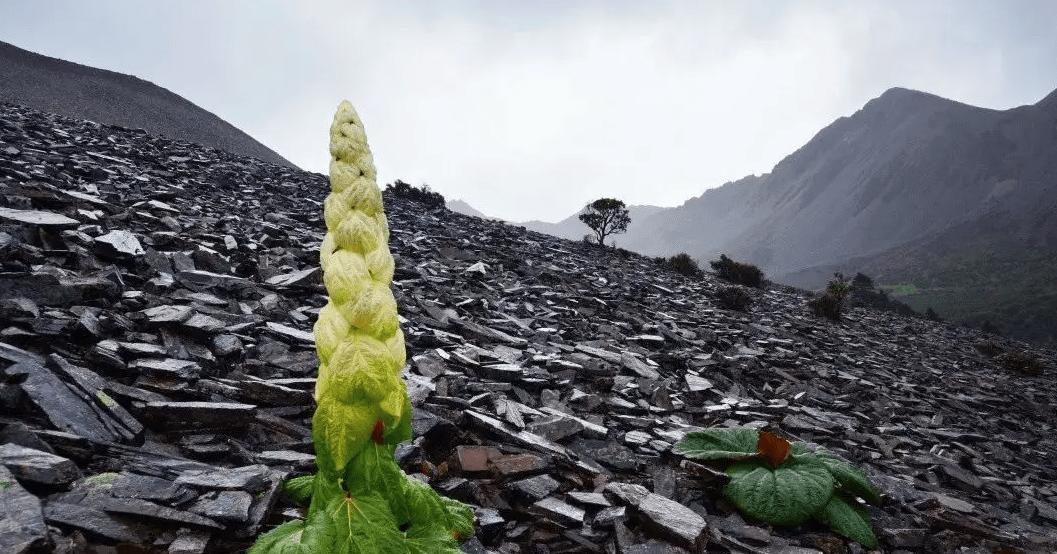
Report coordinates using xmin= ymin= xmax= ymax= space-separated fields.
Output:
xmin=579 ymin=198 xmax=630 ymax=246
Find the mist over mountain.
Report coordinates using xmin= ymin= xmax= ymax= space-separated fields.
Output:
xmin=531 ymin=86 xmax=1057 ymax=342
xmin=0 ymin=40 xmax=292 ymax=167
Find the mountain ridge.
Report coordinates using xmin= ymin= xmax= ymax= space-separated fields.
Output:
xmin=524 ymin=84 xmax=1057 ymax=342
xmin=0 ymin=40 xmax=293 ymax=167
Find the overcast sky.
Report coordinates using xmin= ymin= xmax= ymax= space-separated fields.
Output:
xmin=3 ymin=1 xmax=1056 ymax=221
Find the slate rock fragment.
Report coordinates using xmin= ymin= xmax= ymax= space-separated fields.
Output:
xmin=0 ymin=443 xmax=81 ymax=487
xmin=0 ymin=464 xmax=48 ymax=554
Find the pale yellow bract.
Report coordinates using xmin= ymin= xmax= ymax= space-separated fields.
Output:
xmin=314 ymin=100 xmax=408 ymax=474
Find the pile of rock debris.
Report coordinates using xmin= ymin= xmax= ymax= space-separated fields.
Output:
xmin=1 ymin=102 xmax=1056 ymax=553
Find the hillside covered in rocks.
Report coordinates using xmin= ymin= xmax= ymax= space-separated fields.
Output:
xmin=1 ymin=102 xmax=1056 ymax=554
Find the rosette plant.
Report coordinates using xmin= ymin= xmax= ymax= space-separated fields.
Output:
xmin=250 ymin=101 xmax=473 ymax=553
xmin=675 ymin=428 xmax=880 ymax=548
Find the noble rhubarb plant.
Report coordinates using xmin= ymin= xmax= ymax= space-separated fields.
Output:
xmin=250 ymin=101 xmax=473 ymax=553
xmin=675 ymin=428 xmax=880 ymax=548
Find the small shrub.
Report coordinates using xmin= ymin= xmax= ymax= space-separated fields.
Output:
xmin=997 ymin=351 xmax=1044 ymax=376
xmin=715 ymin=285 xmax=754 ymax=311
xmin=675 ymin=428 xmax=880 ymax=548
xmin=809 ymin=273 xmax=851 ymax=321
xmin=809 ymin=293 xmax=842 ymax=321
xmin=924 ymin=307 xmax=942 ymax=322
xmin=827 ymin=273 xmax=852 ymax=303
xmin=847 ymin=272 xmax=918 ymax=317
xmin=384 ymin=179 xmax=445 ymax=209
xmin=710 ymin=254 xmax=764 ymax=288
xmin=980 ymin=320 xmax=1002 ymax=335
xmin=664 ymin=253 xmax=701 ymax=276
xmin=974 ymin=339 xmax=1004 ymax=358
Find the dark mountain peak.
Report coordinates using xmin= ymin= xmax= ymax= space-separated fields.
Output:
xmin=0 ymin=40 xmax=293 ymax=168
xmin=862 ymin=86 xmax=955 ymax=115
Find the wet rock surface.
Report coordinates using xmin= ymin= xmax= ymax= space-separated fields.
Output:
xmin=1 ymin=102 xmax=1056 ymax=552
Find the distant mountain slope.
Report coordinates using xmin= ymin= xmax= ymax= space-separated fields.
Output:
xmin=447 ymin=198 xmax=492 ymax=219
xmin=0 ymin=40 xmax=292 ymax=167
xmin=616 ymin=87 xmax=1057 ymax=269
xmin=534 ymin=86 xmax=1057 ymax=342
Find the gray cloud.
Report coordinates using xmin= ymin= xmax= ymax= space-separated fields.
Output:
xmin=4 ymin=0 xmax=1056 ymax=220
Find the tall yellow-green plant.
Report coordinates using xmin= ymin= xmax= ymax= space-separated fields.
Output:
xmin=250 ymin=101 xmax=473 ymax=553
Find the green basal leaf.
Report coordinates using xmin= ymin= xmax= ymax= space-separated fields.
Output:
xmin=815 ymin=494 xmax=878 ymax=549
xmin=674 ymin=428 xmax=760 ymax=461
xmin=402 ymin=478 xmax=451 ymax=528
xmin=724 ymin=456 xmax=834 ymax=527
xmin=283 ymin=475 xmax=315 ymax=505
xmin=342 ymin=442 xmax=420 ymax=532
xmin=807 ymin=452 xmax=881 ymax=504
xmin=403 ymin=523 xmax=461 ymax=554
xmin=324 ymin=492 xmax=402 ymax=553
xmin=298 ymin=508 xmax=339 ymax=553
xmin=440 ymin=495 xmax=475 ymax=540
xmin=248 ymin=508 xmax=339 ymax=554
xmin=307 ymin=472 xmax=344 ymax=515
xmin=247 ymin=520 xmax=306 ymax=554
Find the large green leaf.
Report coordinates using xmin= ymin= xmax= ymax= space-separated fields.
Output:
xmin=807 ymin=452 xmax=881 ymax=504
xmin=674 ymin=428 xmax=760 ymax=461
xmin=440 ymin=495 xmax=475 ymax=540
xmin=283 ymin=475 xmax=315 ymax=505
xmin=343 ymin=443 xmax=404 ymax=498
xmin=323 ymin=493 xmax=403 ymax=553
xmin=247 ymin=520 xmax=306 ymax=554
xmin=815 ymin=495 xmax=878 ymax=549
xmin=724 ymin=456 xmax=834 ymax=527
xmin=402 ymin=478 xmax=451 ymax=528
xmin=247 ymin=509 xmax=337 ymax=554
xmin=403 ymin=523 xmax=461 ymax=554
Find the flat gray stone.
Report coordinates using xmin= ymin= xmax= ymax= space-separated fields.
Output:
xmin=42 ymin=501 xmax=141 ymax=543
xmin=532 ymin=496 xmax=585 ymax=526
xmin=0 ymin=443 xmax=81 ymax=486
xmin=0 ymin=465 xmax=48 ymax=553
xmin=621 ymin=352 xmax=661 ymax=379
xmin=131 ymin=357 xmax=202 ymax=380
xmin=190 ymin=490 xmax=253 ymax=523
xmin=175 ymin=464 xmax=270 ymax=492
xmin=94 ymin=230 xmax=144 ymax=256
xmin=143 ymin=401 xmax=256 ymax=430
xmin=605 ymin=482 xmax=706 ymax=549
xmin=265 ymin=321 xmax=315 ymax=345
xmin=141 ymin=304 xmax=194 ymax=325
xmin=265 ymin=267 xmax=320 ymax=287
xmin=257 ymin=450 xmax=315 ymax=468
xmin=0 ymin=207 xmax=78 ymax=227
xmin=511 ymin=474 xmax=561 ymax=501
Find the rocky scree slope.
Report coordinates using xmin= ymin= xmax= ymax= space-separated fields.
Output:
xmin=1 ymin=102 xmax=1056 ymax=553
